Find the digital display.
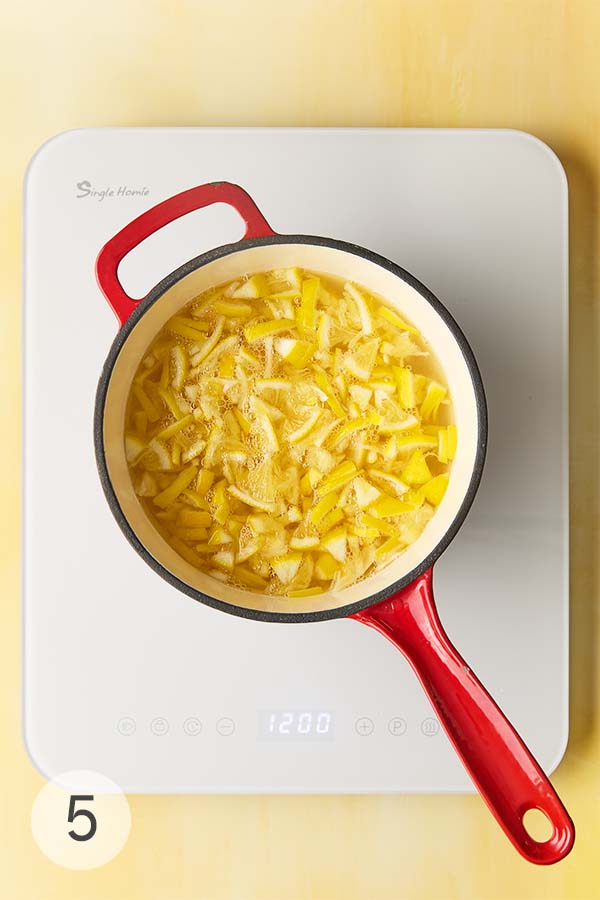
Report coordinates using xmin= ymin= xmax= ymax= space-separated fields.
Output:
xmin=259 ymin=711 xmax=334 ymax=740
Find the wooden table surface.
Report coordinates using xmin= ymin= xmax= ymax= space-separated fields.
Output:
xmin=2 ymin=1 xmax=599 ymax=898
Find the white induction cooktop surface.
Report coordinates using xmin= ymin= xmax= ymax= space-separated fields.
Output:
xmin=23 ymin=128 xmax=568 ymax=793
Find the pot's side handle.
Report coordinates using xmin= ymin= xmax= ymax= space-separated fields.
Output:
xmin=95 ymin=182 xmax=275 ymax=326
xmin=351 ymin=569 xmax=575 ymax=865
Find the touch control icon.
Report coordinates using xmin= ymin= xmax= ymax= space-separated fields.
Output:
xmin=216 ymin=717 xmax=235 ymax=736
xmin=117 ymin=717 xmax=136 ymax=737
xmin=355 ymin=717 xmax=374 ymax=736
xmin=150 ymin=717 xmax=169 ymax=736
xmin=421 ymin=717 xmax=440 ymax=736
xmin=183 ymin=717 xmax=202 ymax=736
xmin=388 ymin=717 xmax=407 ymax=736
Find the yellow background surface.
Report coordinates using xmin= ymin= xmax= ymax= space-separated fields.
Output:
xmin=2 ymin=1 xmax=599 ymax=898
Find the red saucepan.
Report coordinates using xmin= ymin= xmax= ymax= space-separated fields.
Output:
xmin=94 ymin=182 xmax=574 ymax=863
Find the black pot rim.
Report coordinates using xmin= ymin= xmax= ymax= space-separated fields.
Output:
xmin=94 ymin=233 xmax=488 ymax=624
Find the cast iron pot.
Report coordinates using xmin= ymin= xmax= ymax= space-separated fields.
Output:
xmin=94 ymin=181 xmax=574 ymax=864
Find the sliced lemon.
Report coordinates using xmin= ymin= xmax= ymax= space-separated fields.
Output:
xmin=274 ymin=337 xmax=316 ymax=368
xmin=367 ymin=469 xmax=409 ymax=496
xmin=318 ymin=507 xmax=345 ymax=534
xmin=153 ymin=464 xmax=199 ymax=509
xmin=189 ymin=317 xmax=225 ymax=366
xmin=286 ymin=505 xmax=302 ymax=523
xmin=374 ymin=535 xmax=404 ymax=560
xmin=133 ymin=410 xmax=148 ymax=435
xmin=136 ymin=472 xmax=158 ymax=497
xmin=321 ymin=526 xmax=347 ymax=563
xmin=255 ymin=378 xmax=293 ymax=392
xmin=359 ymin=512 xmax=397 ymax=536
xmin=227 ymin=485 xmax=276 ymax=512
xmin=421 ymin=474 xmax=449 ymax=506
xmin=300 ymin=467 xmax=323 ymax=494
xmin=233 ymin=408 xmax=252 ymax=435
xmin=232 ymin=273 xmax=269 ymax=299
xmin=244 ymin=318 xmax=295 ymax=343
xmin=213 ymin=501 xmax=230 ymax=526
xmin=170 ymin=344 xmax=188 ymax=392
xmin=315 ymin=460 xmax=358 ymax=496
xmin=376 ymin=306 xmax=419 ymax=335
xmin=447 ymin=424 xmax=457 ymax=459
xmin=167 ymin=316 xmax=210 ymax=341
xmin=207 ymin=526 xmax=233 ymax=545
xmin=218 ymin=355 xmax=235 ymax=377
xmin=125 ymin=433 xmax=146 ymax=463
xmin=288 ymin=409 xmax=322 ymax=444
xmin=132 ymin=384 xmax=160 ymax=422
xmin=314 ymin=552 xmax=338 ymax=581
xmin=369 ymin=494 xmax=415 ymax=517
xmin=352 ymin=476 xmax=381 ymax=508
xmin=401 ymin=449 xmax=432 ymax=485
xmin=212 ymin=548 xmax=235 ymax=571
xmin=238 ymin=347 xmax=261 ymax=369
xmin=313 ymin=365 xmax=346 ymax=417
xmin=236 ymin=530 xmax=261 ymax=564
xmin=148 ymin=438 xmax=173 ymax=471
xmin=296 ymin=277 xmax=319 ymax=334
xmin=348 ymin=384 xmax=372 ymax=410
xmin=178 ymin=509 xmax=212 ymax=527
xmin=394 ymin=433 xmax=438 ymax=452
xmin=317 ymin=311 xmax=331 ymax=349
xmin=377 ymin=415 xmax=420 ymax=435
xmin=271 ymin=552 xmax=303 ymax=584
xmin=420 ymin=381 xmax=447 ymax=423
xmin=234 ymin=566 xmax=267 ymax=590
xmin=250 ymin=397 xmax=279 ymax=452
xmin=344 ymin=283 xmax=373 ymax=334
xmin=309 ymin=491 xmax=340 ymax=524
xmin=266 ymin=297 xmax=296 ymax=320
xmin=289 ymin=531 xmax=320 ymax=550
xmin=181 ymin=438 xmax=208 ymax=464
xmin=304 ymin=446 xmax=337 ymax=473
xmin=195 ymin=335 xmax=239 ymax=373
xmin=343 ymin=338 xmax=379 ymax=381
xmin=328 ymin=414 xmax=379 ymax=449
xmin=213 ymin=299 xmax=254 ymax=317
xmin=279 ymin=267 xmax=303 ymax=290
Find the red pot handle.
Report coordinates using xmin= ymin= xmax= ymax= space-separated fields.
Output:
xmin=351 ymin=568 xmax=575 ymax=865
xmin=95 ymin=182 xmax=275 ymax=326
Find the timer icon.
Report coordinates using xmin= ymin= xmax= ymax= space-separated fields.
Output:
xmin=183 ymin=717 xmax=202 ymax=736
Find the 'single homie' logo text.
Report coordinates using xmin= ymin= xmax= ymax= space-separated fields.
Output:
xmin=76 ymin=180 xmax=150 ymax=201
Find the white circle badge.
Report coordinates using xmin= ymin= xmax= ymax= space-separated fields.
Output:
xmin=31 ymin=770 xmax=131 ymax=870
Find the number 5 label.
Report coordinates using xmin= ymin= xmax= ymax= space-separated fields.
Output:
xmin=67 ymin=795 xmax=97 ymax=842
xmin=31 ymin=770 xmax=130 ymax=870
